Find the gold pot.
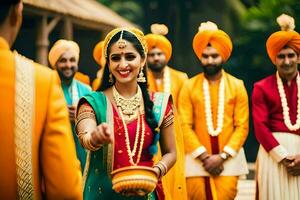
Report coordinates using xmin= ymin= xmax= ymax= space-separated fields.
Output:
xmin=111 ymin=166 xmax=158 ymax=196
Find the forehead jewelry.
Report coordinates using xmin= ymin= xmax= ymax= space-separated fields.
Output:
xmin=117 ymin=30 xmax=127 ymax=49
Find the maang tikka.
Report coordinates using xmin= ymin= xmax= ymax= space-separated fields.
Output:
xmin=117 ymin=30 xmax=127 ymax=49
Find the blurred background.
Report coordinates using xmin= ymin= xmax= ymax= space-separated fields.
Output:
xmin=14 ymin=0 xmax=300 ymax=162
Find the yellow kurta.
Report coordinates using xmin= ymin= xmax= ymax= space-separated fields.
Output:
xmin=147 ymin=66 xmax=188 ymax=200
xmin=178 ymin=70 xmax=249 ymax=200
xmin=0 ymin=37 xmax=82 ymax=199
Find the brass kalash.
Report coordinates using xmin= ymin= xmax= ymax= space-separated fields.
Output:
xmin=111 ymin=166 xmax=158 ymax=196
xmin=111 ymin=31 xmax=158 ymax=196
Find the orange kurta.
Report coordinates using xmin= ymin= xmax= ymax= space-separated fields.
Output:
xmin=147 ymin=66 xmax=188 ymax=200
xmin=178 ymin=70 xmax=249 ymax=199
xmin=0 ymin=37 xmax=82 ymax=199
xmin=179 ymin=71 xmax=248 ymax=154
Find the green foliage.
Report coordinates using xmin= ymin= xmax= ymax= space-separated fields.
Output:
xmin=96 ymin=0 xmax=143 ymax=25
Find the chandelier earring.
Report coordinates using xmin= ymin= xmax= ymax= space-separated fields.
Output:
xmin=137 ymin=67 xmax=146 ymax=83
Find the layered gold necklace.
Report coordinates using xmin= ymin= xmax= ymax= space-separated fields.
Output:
xmin=112 ymin=85 xmax=142 ymax=121
xmin=112 ymin=85 xmax=146 ymax=166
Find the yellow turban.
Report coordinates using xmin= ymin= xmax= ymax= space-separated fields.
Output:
xmin=192 ymin=21 xmax=233 ymax=62
xmin=48 ymin=39 xmax=80 ymax=68
xmin=145 ymin=24 xmax=172 ymax=62
xmin=266 ymin=14 xmax=300 ymax=64
xmin=93 ymin=41 xmax=104 ymax=67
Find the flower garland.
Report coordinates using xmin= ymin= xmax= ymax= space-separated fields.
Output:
xmin=203 ymin=77 xmax=225 ymax=136
xmin=276 ymin=71 xmax=300 ymax=131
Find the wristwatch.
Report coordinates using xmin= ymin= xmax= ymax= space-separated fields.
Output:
xmin=219 ymin=152 xmax=229 ymax=160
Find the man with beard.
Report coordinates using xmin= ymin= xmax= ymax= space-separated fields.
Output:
xmin=49 ymin=39 xmax=91 ymax=172
xmin=0 ymin=1 xmax=82 ymax=199
xmin=178 ymin=21 xmax=249 ymax=200
xmin=146 ymin=24 xmax=188 ymax=106
xmin=145 ymin=24 xmax=188 ymax=200
xmin=252 ymin=14 xmax=300 ymax=199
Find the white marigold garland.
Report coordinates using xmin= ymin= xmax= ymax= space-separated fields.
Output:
xmin=203 ymin=77 xmax=225 ymax=136
xmin=276 ymin=71 xmax=300 ymax=131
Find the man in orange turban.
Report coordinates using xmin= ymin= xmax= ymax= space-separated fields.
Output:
xmin=49 ymin=39 xmax=91 ymax=172
xmin=91 ymin=40 xmax=104 ymax=90
xmin=0 ymin=1 xmax=82 ymax=199
xmin=179 ymin=21 xmax=249 ymax=200
xmin=145 ymin=24 xmax=188 ymax=200
xmin=252 ymin=14 xmax=300 ymax=199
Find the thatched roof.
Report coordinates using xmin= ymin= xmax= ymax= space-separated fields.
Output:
xmin=23 ymin=0 xmax=137 ymax=29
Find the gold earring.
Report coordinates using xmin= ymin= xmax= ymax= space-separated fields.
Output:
xmin=137 ymin=67 xmax=146 ymax=83
xmin=109 ymin=73 xmax=114 ymax=84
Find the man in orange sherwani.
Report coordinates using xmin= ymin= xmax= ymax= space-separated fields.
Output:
xmin=145 ymin=24 xmax=188 ymax=200
xmin=0 ymin=0 xmax=82 ymax=199
xmin=178 ymin=21 xmax=249 ymax=200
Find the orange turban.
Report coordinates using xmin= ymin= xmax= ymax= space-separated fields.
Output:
xmin=48 ymin=39 xmax=80 ymax=68
xmin=266 ymin=14 xmax=300 ymax=64
xmin=193 ymin=21 xmax=232 ymax=62
xmin=145 ymin=24 xmax=172 ymax=62
xmin=93 ymin=41 xmax=104 ymax=67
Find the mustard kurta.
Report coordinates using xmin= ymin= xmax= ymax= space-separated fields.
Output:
xmin=178 ymin=71 xmax=249 ymax=199
xmin=0 ymin=37 xmax=82 ymax=199
xmin=147 ymin=66 xmax=188 ymax=107
xmin=147 ymin=66 xmax=188 ymax=200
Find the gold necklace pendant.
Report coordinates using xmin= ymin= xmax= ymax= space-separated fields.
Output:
xmin=112 ymin=85 xmax=142 ymax=115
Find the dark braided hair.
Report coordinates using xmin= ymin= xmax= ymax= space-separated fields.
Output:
xmin=98 ymin=30 xmax=159 ymax=154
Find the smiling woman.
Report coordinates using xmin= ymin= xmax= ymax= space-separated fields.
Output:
xmin=75 ymin=28 xmax=177 ymax=200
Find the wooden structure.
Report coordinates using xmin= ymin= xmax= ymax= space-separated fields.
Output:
xmin=23 ymin=0 xmax=136 ymax=65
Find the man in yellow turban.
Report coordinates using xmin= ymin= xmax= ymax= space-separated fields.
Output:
xmin=49 ymin=39 xmax=91 ymax=172
xmin=252 ymin=14 xmax=300 ymax=199
xmin=178 ymin=21 xmax=249 ymax=200
xmin=91 ymin=40 xmax=104 ymax=90
xmin=145 ymin=24 xmax=188 ymax=200
xmin=0 ymin=1 xmax=82 ymax=199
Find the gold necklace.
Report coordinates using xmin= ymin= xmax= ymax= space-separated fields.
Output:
xmin=112 ymin=85 xmax=142 ymax=116
xmin=119 ymin=107 xmax=146 ymax=166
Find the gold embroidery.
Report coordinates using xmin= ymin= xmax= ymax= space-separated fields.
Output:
xmin=14 ymin=52 xmax=35 ymax=199
xmin=75 ymin=112 xmax=96 ymax=127
xmin=82 ymin=151 xmax=91 ymax=190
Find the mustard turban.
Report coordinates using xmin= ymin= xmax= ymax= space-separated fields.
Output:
xmin=48 ymin=39 xmax=80 ymax=68
xmin=93 ymin=41 xmax=104 ymax=67
xmin=193 ymin=21 xmax=233 ymax=62
xmin=145 ymin=24 xmax=172 ymax=62
xmin=266 ymin=14 xmax=300 ymax=64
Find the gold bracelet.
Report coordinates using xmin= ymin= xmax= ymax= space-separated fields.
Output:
xmin=154 ymin=161 xmax=168 ymax=177
xmin=159 ymin=161 xmax=168 ymax=175
xmin=153 ymin=165 xmax=162 ymax=179
xmin=82 ymin=132 xmax=101 ymax=151
xmin=75 ymin=112 xmax=96 ymax=127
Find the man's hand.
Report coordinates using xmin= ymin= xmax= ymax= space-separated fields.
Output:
xmin=280 ymin=157 xmax=294 ymax=167
xmin=202 ymin=154 xmax=224 ymax=176
xmin=68 ymin=105 xmax=76 ymax=122
xmin=286 ymin=155 xmax=300 ymax=176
